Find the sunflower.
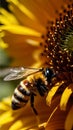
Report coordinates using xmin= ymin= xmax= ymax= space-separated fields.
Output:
xmin=0 ymin=0 xmax=73 ymax=130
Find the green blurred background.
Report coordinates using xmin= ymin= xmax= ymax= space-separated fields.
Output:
xmin=0 ymin=0 xmax=16 ymax=100
xmin=0 ymin=48 xmax=20 ymax=100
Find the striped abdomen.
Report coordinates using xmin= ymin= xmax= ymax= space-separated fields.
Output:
xmin=12 ymin=80 xmax=31 ymax=110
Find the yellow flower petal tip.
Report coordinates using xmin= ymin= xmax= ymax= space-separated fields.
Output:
xmin=0 ymin=42 xmax=8 ymax=49
xmin=60 ymin=83 xmax=73 ymax=111
xmin=0 ymin=32 xmax=8 ymax=49
xmin=46 ymin=81 xmax=64 ymax=106
xmin=65 ymin=106 xmax=73 ymax=130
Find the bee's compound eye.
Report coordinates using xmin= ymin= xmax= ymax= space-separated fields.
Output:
xmin=44 ymin=68 xmax=54 ymax=80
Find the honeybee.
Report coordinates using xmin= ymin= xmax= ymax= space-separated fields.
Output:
xmin=4 ymin=67 xmax=55 ymax=115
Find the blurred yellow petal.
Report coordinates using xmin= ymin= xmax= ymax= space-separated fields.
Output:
xmin=0 ymin=15 xmax=11 ymax=25
xmin=18 ymin=0 xmax=64 ymax=25
xmin=0 ymin=102 xmax=9 ymax=111
xmin=0 ymin=110 xmax=14 ymax=125
xmin=7 ymin=0 xmax=37 ymax=20
xmin=65 ymin=105 xmax=73 ymax=130
xmin=0 ymin=25 xmax=41 ymax=36
xmin=9 ymin=120 xmax=24 ymax=130
xmin=0 ymin=97 xmax=11 ymax=111
xmin=5 ymin=2 xmax=45 ymax=33
xmin=46 ymin=81 xmax=64 ymax=106
xmin=2 ymin=97 xmax=11 ymax=104
xmin=9 ymin=116 xmax=40 ymax=130
xmin=60 ymin=83 xmax=73 ymax=111
xmin=0 ymin=95 xmax=52 ymax=130
xmin=0 ymin=31 xmax=8 ymax=49
xmin=0 ymin=38 xmax=8 ymax=49
xmin=0 ymin=8 xmax=19 ymax=25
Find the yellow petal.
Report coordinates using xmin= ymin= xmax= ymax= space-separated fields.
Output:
xmin=0 ymin=109 xmax=23 ymax=126
xmin=0 ymin=97 xmax=11 ymax=111
xmin=9 ymin=120 xmax=23 ymax=130
xmin=0 ymin=15 xmax=11 ymax=25
xmin=45 ymin=96 xmax=67 ymax=130
xmin=0 ymin=111 xmax=14 ymax=125
xmin=7 ymin=0 xmax=36 ymax=20
xmin=0 ymin=8 xmax=18 ymax=25
xmin=0 ymin=25 xmax=41 ymax=36
xmin=65 ymin=105 xmax=73 ymax=130
xmin=2 ymin=97 xmax=11 ymax=105
xmin=4 ymin=1 xmax=45 ymax=33
xmin=17 ymin=0 xmax=61 ymax=24
xmin=0 ymin=102 xmax=9 ymax=111
xmin=17 ymin=0 xmax=49 ymax=25
xmin=60 ymin=83 xmax=73 ymax=110
xmin=0 ymin=32 xmax=8 ymax=49
xmin=46 ymin=81 xmax=64 ymax=106
xmin=0 ymin=38 xmax=8 ymax=49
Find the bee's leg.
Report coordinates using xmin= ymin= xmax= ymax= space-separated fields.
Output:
xmin=30 ymin=93 xmax=38 ymax=115
xmin=30 ymin=93 xmax=42 ymax=128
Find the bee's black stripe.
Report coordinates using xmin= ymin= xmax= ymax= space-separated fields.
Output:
xmin=11 ymin=101 xmax=21 ymax=110
xmin=14 ymin=93 xmax=28 ymax=103
xmin=18 ymin=85 xmax=30 ymax=96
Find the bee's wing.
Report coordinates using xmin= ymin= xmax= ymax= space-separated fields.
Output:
xmin=4 ymin=67 xmax=42 ymax=81
xmin=0 ymin=68 xmax=12 ymax=77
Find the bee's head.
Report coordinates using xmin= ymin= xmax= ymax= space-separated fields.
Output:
xmin=43 ymin=68 xmax=55 ymax=82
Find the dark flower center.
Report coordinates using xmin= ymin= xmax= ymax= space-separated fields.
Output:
xmin=41 ymin=3 xmax=73 ymax=83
